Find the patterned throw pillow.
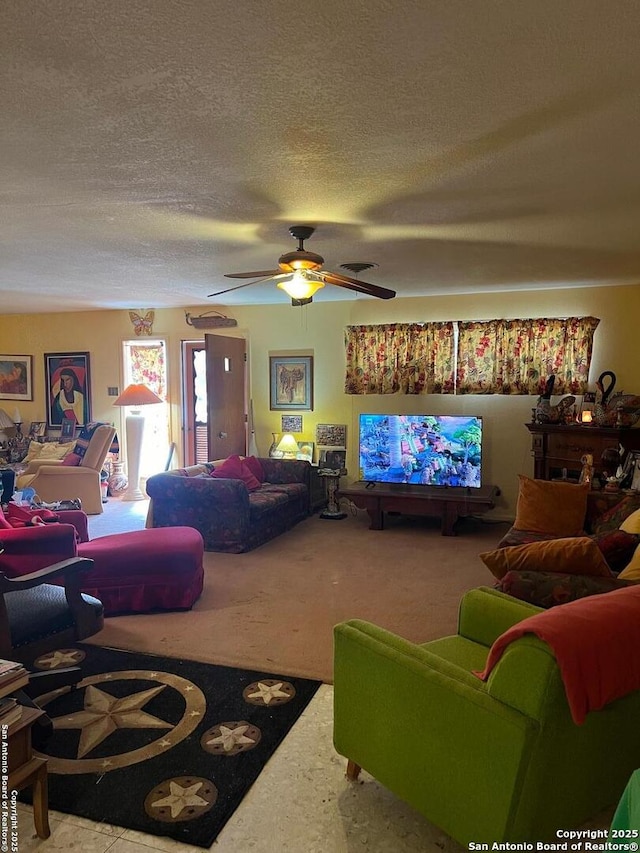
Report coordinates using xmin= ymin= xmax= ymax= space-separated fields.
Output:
xmin=72 ymin=422 xmax=100 ymax=461
xmin=592 ymin=494 xmax=640 ymax=536
xmin=590 ymin=529 xmax=640 ymax=574
xmin=498 ymin=570 xmax=636 ymax=609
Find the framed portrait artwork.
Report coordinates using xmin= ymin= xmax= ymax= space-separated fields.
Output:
xmin=44 ymin=352 xmax=92 ymax=429
xmin=0 ymin=355 xmax=33 ymax=401
xmin=270 ymin=356 xmax=313 ymax=411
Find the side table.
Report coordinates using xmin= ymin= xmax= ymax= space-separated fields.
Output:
xmin=6 ymin=706 xmax=50 ymax=839
xmin=318 ymin=468 xmax=347 ymax=520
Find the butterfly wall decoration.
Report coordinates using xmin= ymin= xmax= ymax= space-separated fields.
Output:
xmin=129 ymin=310 xmax=155 ymax=336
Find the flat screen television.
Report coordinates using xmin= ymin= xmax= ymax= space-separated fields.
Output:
xmin=358 ymin=414 xmax=483 ymax=488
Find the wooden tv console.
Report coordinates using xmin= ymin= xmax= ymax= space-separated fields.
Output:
xmin=339 ymin=482 xmax=499 ymax=536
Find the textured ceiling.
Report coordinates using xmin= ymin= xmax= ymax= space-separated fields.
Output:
xmin=2 ymin=0 xmax=640 ymax=314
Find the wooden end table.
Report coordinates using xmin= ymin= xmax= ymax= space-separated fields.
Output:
xmin=5 ymin=706 xmax=50 ymax=839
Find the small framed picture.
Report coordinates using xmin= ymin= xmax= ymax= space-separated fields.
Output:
xmin=269 ymin=356 xmax=313 ymax=411
xmin=282 ymin=415 xmax=303 ymax=433
xmin=621 ymin=450 xmax=640 ymax=489
xmin=60 ymin=417 xmax=76 ymax=442
xmin=318 ymin=445 xmax=347 ymax=465
xmin=28 ymin=421 xmax=46 ymax=439
xmin=296 ymin=441 xmax=314 ymax=463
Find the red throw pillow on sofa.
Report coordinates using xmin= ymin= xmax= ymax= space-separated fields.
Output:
xmin=210 ymin=455 xmax=261 ymax=491
xmin=243 ymin=455 xmax=265 ymax=483
xmin=0 ymin=507 xmax=12 ymax=529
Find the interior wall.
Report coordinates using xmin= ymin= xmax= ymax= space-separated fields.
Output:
xmin=0 ymin=282 xmax=638 ymax=519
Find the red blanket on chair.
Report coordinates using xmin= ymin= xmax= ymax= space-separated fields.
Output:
xmin=475 ymin=585 xmax=640 ymax=724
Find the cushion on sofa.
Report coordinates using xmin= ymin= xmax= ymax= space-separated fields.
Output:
xmin=243 ymin=455 xmax=265 ymax=483
xmin=591 ymin=494 xmax=640 ymax=536
xmin=497 ymin=569 xmax=636 ymax=608
xmin=210 ymin=455 xmax=261 ymax=491
xmin=591 ymin=529 xmax=640 ymax=573
xmin=618 ymin=544 xmax=640 ymax=580
xmin=514 ymin=475 xmax=590 ymax=537
xmin=480 ymin=537 xmax=613 ymax=581
xmin=620 ymin=508 xmax=640 ymax=535
xmin=61 ymin=452 xmax=82 ymax=466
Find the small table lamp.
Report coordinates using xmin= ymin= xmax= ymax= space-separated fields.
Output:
xmin=276 ymin=433 xmax=299 ymax=459
xmin=113 ymin=383 xmax=163 ymax=501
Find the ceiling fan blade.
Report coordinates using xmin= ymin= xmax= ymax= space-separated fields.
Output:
xmin=224 ymin=269 xmax=279 ymax=279
xmin=208 ymin=274 xmax=277 ymax=297
xmin=321 ymin=271 xmax=396 ymax=300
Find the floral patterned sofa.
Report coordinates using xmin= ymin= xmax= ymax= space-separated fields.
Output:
xmin=145 ymin=457 xmax=312 ymax=553
xmin=484 ymin=478 xmax=640 ymax=609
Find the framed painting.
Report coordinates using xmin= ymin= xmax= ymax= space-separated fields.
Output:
xmin=282 ymin=415 xmax=303 ymax=433
xmin=0 ymin=355 xmax=33 ymax=401
xmin=270 ymin=356 xmax=313 ymax=411
xmin=316 ymin=423 xmax=347 ymax=447
xmin=44 ymin=352 xmax=92 ymax=429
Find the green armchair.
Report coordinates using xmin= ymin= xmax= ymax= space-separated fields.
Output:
xmin=333 ymin=587 xmax=640 ymax=844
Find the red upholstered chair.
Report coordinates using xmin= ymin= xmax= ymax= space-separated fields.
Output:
xmin=0 ymin=518 xmax=204 ymax=616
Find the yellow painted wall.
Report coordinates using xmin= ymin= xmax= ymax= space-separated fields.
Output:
xmin=1 ymin=282 xmax=638 ymax=519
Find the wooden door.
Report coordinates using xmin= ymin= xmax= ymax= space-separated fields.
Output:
xmin=205 ymin=334 xmax=247 ymax=460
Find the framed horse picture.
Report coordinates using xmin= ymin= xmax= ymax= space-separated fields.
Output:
xmin=269 ymin=356 xmax=313 ymax=411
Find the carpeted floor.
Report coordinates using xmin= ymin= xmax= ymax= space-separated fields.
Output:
xmin=23 ymin=644 xmax=320 ymax=849
xmin=87 ymin=501 xmax=509 ymax=682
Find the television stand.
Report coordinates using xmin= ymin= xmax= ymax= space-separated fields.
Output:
xmin=339 ymin=482 xmax=499 ymax=536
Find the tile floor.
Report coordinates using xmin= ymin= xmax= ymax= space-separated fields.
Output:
xmin=14 ymin=684 xmax=468 ymax=853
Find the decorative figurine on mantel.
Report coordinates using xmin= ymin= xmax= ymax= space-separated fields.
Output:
xmin=533 ymin=375 xmax=576 ymax=424
xmin=592 ymin=370 xmax=640 ymax=427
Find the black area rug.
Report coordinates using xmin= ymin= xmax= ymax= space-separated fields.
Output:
xmin=22 ymin=644 xmax=321 ymax=848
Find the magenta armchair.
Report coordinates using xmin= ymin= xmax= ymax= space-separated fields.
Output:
xmin=0 ymin=524 xmax=78 ymax=577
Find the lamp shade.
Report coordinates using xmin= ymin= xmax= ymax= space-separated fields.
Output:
xmin=0 ymin=409 xmax=15 ymax=429
xmin=277 ymin=433 xmax=299 ymax=458
xmin=277 ymin=273 xmax=325 ymax=301
xmin=113 ymin=383 xmax=163 ymax=407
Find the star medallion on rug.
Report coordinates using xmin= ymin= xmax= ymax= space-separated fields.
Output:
xmin=21 ymin=644 xmax=321 ymax=848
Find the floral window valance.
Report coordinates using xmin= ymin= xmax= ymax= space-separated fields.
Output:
xmin=344 ymin=323 xmax=455 ymax=395
xmin=457 ymin=316 xmax=600 ymax=395
xmin=344 ymin=316 xmax=599 ymax=396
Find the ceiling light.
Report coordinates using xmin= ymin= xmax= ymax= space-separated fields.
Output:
xmin=277 ymin=271 xmax=325 ymax=303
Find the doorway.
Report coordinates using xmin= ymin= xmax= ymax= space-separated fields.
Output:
xmin=182 ymin=335 xmax=247 ymax=465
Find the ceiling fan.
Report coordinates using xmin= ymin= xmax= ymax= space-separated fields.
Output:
xmin=208 ymin=225 xmax=396 ymax=305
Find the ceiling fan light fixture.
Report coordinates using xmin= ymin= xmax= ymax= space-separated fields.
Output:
xmin=277 ymin=272 xmax=325 ymax=301
xmin=277 ymin=250 xmax=324 ymax=273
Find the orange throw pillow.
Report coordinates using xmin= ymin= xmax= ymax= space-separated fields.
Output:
xmin=480 ymin=537 xmax=613 ymax=580
xmin=514 ymin=475 xmax=590 ymax=537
